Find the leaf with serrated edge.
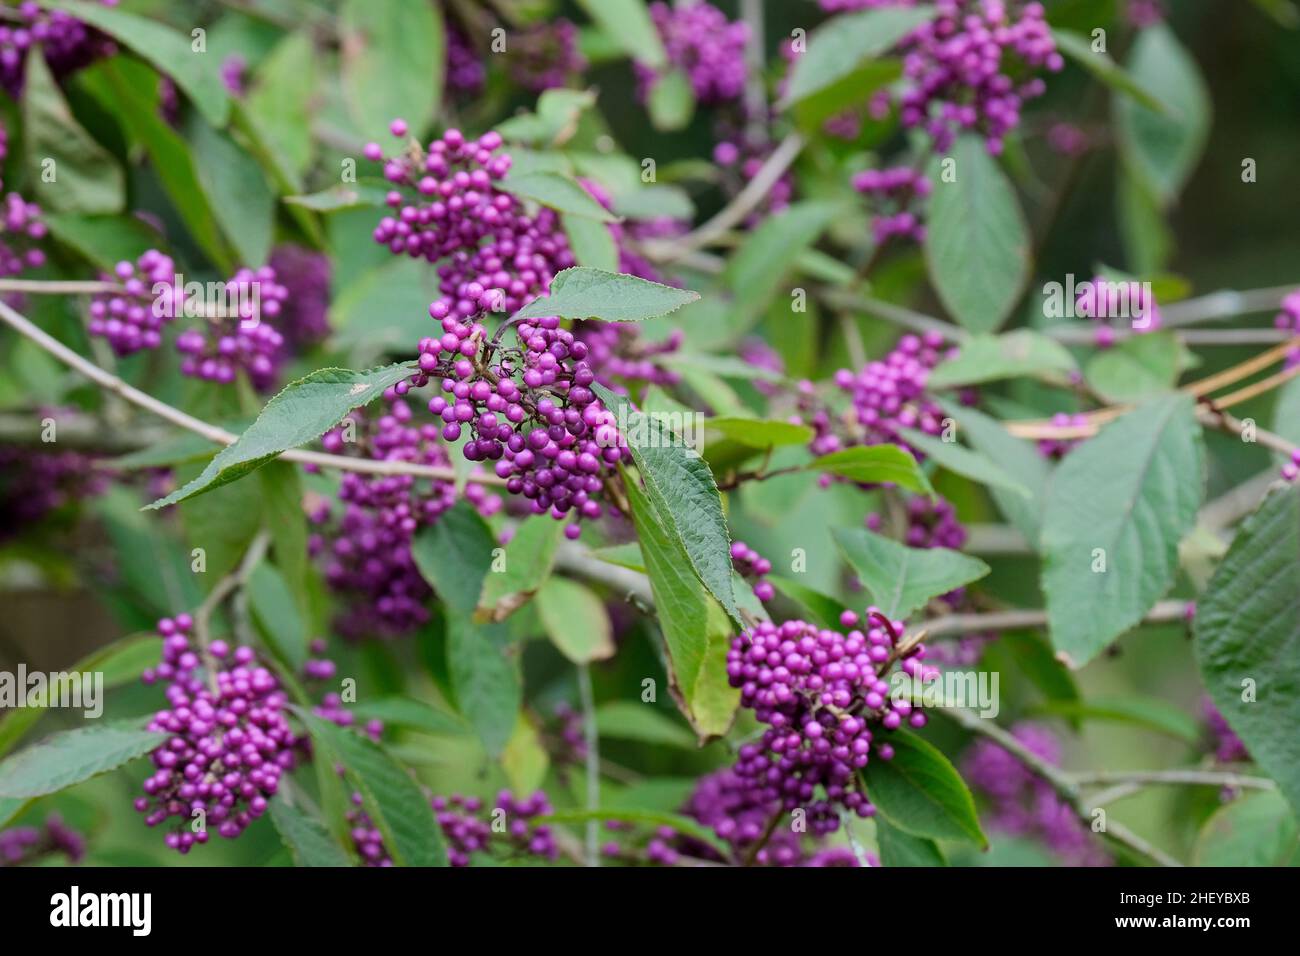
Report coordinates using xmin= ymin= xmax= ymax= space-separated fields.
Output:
xmin=0 ymin=724 xmax=167 ymax=799
xmin=833 ymin=526 xmax=989 ymax=620
xmin=512 ymin=267 xmax=699 ymax=323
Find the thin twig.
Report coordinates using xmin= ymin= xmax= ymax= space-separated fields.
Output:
xmin=920 ymin=599 xmax=1188 ymax=640
xmin=1068 ymin=769 xmax=1276 ymax=791
xmin=193 ymin=531 xmax=270 ymax=691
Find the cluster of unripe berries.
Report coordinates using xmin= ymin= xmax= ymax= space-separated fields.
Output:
xmin=962 ymin=723 xmax=1108 ymax=866
xmin=637 ymin=2 xmax=749 ymax=105
xmin=725 ymin=609 xmax=935 ymax=826
xmin=137 ymin=617 xmax=295 ymax=854
xmin=852 ymin=166 xmax=932 ymax=245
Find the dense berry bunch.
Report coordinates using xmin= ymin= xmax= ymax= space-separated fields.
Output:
xmin=268 ymin=244 xmax=332 ymax=350
xmin=87 ymin=251 xmax=180 ymax=356
xmin=0 ymin=190 xmax=47 ymax=279
xmin=897 ymin=0 xmax=1063 ymax=154
xmin=963 ymin=723 xmax=1107 ymax=865
xmin=445 ymin=24 xmax=486 ymax=96
xmin=726 ymin=609 xmax=934 ymax=824
xmin=0 ymin=814 xmax=85 ymax=866
xmin=852 ymin=166 xmax=931 ymax=244
xmin=0 ymin=1 xmax=117 ymax=97
xmin=175 ymin=266 xmax=289 ymax=389
xmin=351 ymin=790 xmax=558 ymax=866
xmin=0 ymin=445 xmax=107 ymax=539
xmin=1076 ymin=275 xmax=1161 ymax=347
xmin=508 ymin=20 xmax=586 ymax=92
xmin=682 ymin=767 xmax=807 ymax=865
xmin=137 ymin=618 xmax=296 ymax=854
xmin=804 ymin=332 xmax=950 ymax=458
xmin=309 ymin=401 xmax=463 ymax=638
xmin=730 ymin=540 xmax=774 ymax=601
xmin=637 ymin=2 xmax=749 ymax=104
xmin=868 ymin=494 xmax=967 ymax=550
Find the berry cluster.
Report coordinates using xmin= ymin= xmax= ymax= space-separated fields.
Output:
xmin=804 ymin=332 xmax=951 ymax=459
xmin=309 ymin=401 xmax=465 ymax=639
xmin=730 ymin=540 xmax=774 ymax=601
xmin=1201 ymin=698 xmax=1249 ymax=764
xmin=682 ymin=767 xmax=808 ymax=865
xmin=0 ymin=190 xmax=47 ymax=280
xmin=175 ymin=266 xmax=289 ymax=389
xmin=268 ymin=244 xmax=332 ymax=351
xmin=962 ymin=723 xmax=1107 ymax=865
xmin=351 ymin=790 xmax=558 ymax=866
xmin=0 ymin=1 xmax=117 ymax=98
xmin=852 ymin=166 xmax=931 ymax=245
xmin=508 ymin=20 xmax=586 ymax=92
xmin=137 ymin=617 xmax=296 ymax=854
xmin=445 ymin=24 xmax=486 ymax=96
xmin=897 ymin=0 xmax=1063 ymax=154
xmin=1036 ymin=411 xmax=1090 ymax=460
xmin=88 ymin=251 xmax=181 ymax=356
xmin=726 ymin=609 xmax=934 ymax=825
xmin=0 ymin=444 xmax=107 ymax=540
xmin=868 ymin=494 xmax=967 ymax=550
xmin=637 ymin=2 xmax=749 ymax=105
xmin=0 ymin=813 xmax=85 ymax=866
xmin=1076 ymin=275 xmax=1161 ymax=347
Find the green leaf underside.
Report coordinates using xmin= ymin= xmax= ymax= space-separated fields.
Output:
xmin=512 ymin=267 xmax=700 ymax=323
xmin=876 ymin=816 xmax=948 ymax=866
xmin=1041 ymin=395 xmax=1204 ymax=666
xmin=477 ymin=518 xmax=563 ymax=622
xmin=145 ymin=365 xmax=414 ymax=509
xmin=1195 ymin=482 xmax=1300 ymax=818
xmin=536 ymin=577 xmax=615 ymax=663
xmin=445 ymin=613 xmax=521 ymax=758
xmin=269 ymin=798 xmax=354 ymax=867
xmin=809 ymin=444 xmax=934 ymax=496
xmin=783 ymin=6 xmax=936 ymax=105
xmin=1192 ymin=790 xmax=1297 ymax=866
xmin=927 ymin=330 xmax=1077 ymax=389
xmin=833 ymin=526 xmax=990 ymax=620
xmin=897 ymin=427 xmax=1032 ymax=499
xmin=861 ymin=730 xmax=987 ymax=846
xmin=0 ymin=725 xmax=166 ymax=799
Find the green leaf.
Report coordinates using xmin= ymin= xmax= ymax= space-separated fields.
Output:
xmin=536 ymin=577 xmax=615 ymax=663
xmin=0 ymin=633 xmax=160 ymax=759
xmin=594 ymin=701 xmax=697 ymax=749
xmin=782 ymin=5 xmax=935 ymax=104
xmin=562 ymin=213 xmax=619 ymax=271
xmin=284 ymin=181 xmax=390 ymax=211
xmin=1050 ymin=28 xmax=1170 ymax=114
xmin=477 ymin=517 xmax=563 ymax=623
xmin=410 ymin=500 xmax=497 ymax=614
xmin=594 ymin=384 xmax=741 ymax=625
xmin=1085 ymin=331 xmax=1189 ymax=403
xmin=248 ymin=561 xmax=308 ymax=670
xmin=1195 ymin=482 xmax=1300 ymax=818
xmin=860 ymin=729 xmax=987 ymax=847
xmin=724 ymin=201 xmax=838 ymax=327
xmin=259 ymin=462 xmax=308 ymax=602
xmin=575 ymin=0 xmax=666 ymax=67
xmin=246 ymin=32 xmax=318 ymax=179
xmin=1041 ymin=395 xmax=1204 ymax=666
xmin=43 ymin=213 xmax=161 ymax=272
xmin=625 ymin=476 xmax=739 ymax=740
xmin=1250 ymin=0 xmax=1300 ymax=27
xmin=833 ymin=526 xmax=990 ymax=620
xmin=48 ymin=0 xmax=230 ymax=126
xmin=1114 ymin=23 xmax=1211 ymax=208
xmin=1193 ymin=790 xmax=1298 ymax=866
xmin=927 ymin=330 xmax=1077 ymax=389
xmin=590 ymin=541 xmax=646 ymax=572
xmin=179 ymin=467 xmax=264 ymax=581
xmin=331 ymin=256 xmax=440 ymax=352
xmin=876 ymin=816 xmax=948 ymax=866
xmin=1117 ymin=166 xmax=1173 ymax=275
xmin=349 ymin=696 xmax=466 ymax=736
xmin=898 ymin=427 xmax=1031 ymax=499
xmin=444 ymin=612 xmax=521 ymax=758
xmin=705 ymin=417 xmax=814 ymax=448
xmin=512 ymin=267 xmax=699 ymax=324
xmin=648 ymin=68 xmax=696 ymax=131
xmin=791 ymin=59 xmax=902 ymax=132
xmin=1272 ymin=374 xmax=1300 ymax=452
xmin=298 ymin=711 xmax=446 ymax=866
xmin=339 ymin=0 xmax=444 ymax=143
xmin=189 ymin=117 xmax=275 ymax=267
xmin=766 ymin=575 xmax=849 ymax=630
xmin=0 ymin=724 xmax=166 ymax=799
xmin=496 ymin=89 xmax=596 ymax=146
xmin=145 ymin=364 xmax=414 ymax=509
xmin=22 ymin=51 xmax=124 ymax=214
xmin=269 ymin=798 xmax=354 ymax=867
xmin=502 ymin=715 xmax=550 ymax=795
xmin=936 ymin=398 xmax=1051 ymax=547
xmin=502 ymin=172 xmax=617 ymax=221
xmin=808 ymin=444 xmax=934 ymax=496
xmin=924 ymin=134 xmax=1031 ymax=333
